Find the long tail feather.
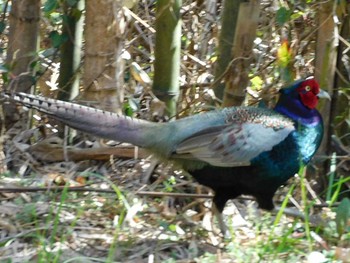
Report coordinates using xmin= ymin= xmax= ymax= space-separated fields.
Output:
xmin=3 ymin=92 xmax=160 ymax=148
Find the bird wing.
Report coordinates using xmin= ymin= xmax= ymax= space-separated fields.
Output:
xmin=175 ymin=113 xmax=295 ymax=167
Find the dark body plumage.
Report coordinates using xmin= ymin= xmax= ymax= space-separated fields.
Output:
xmin=3 ymin=78 xmax=327 ymax=215
xmin=186 ymin=95 xmax=324 ymax=212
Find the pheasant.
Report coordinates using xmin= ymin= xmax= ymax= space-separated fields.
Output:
xmin=3 ymin=78 xmax=329 ymax=232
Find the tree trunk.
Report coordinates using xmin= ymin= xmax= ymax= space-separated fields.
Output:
xmin=222 ymin=0 xmax=260 ymax=107
xmin=314 ymin=1 xmax=338 ymax=155
xmin=312 ymin=1 xmax=339 ymax=194
xmin=213 ymin=0 xmax=242 ymax=101
xmin=83 ymin=0 xmax=127 ymax=113
xmin=152 ymin=0 xmax=182 ymax=118
xmin=4 ymin=0 xmax=40 ymax=128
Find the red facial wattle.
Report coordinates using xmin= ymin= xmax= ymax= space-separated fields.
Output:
xmin=297 ymin=79 xmax=320 ymax=109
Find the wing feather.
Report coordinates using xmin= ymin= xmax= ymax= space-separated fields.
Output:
xmin=175 ymin=112 xmax=295 ymax=167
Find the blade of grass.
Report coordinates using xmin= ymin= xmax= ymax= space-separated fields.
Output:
xmin=326 ymin=152 xmax=337 ymax=202
xmin=330 ymin=176 xmax=344 ymax=206
xmin=274 ymin=183 xmax=296 ymax=226
xmin=299 ymin=165 xmax=312 ymax=250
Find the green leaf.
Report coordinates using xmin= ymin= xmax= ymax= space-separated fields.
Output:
xmin=123 ymin=98 xmax=140 ymax=117
xmin=277 ymin=41 xmax=291 ymax=68
xmin=49 ymin=31 xmax=68 ymax=48
xmin=250 ymin=76 xmax=263 ymax=91
xmin=123 ymin=104 xmax=134 ymax=117
xmin=71 ymin=8 xmax=83 ymax=20
xmin=49 ymin=12 xmax=62 ymax=25
xmin=335 ymin=198 xmax=350 ymax=237
xmin=66 ymin=0 xmax=79 ymax=7
xmin=290 ymin=11 xmax=304 ymax=20
xmin=44 ymin=0 xmax=58 ymax=13
xmin=29 ymin=60 xmax=40 ymax=71
xmin=276 ymin=7 xmax=292 ymax=26
xmin=0 ymin=64 xmax=8 ymax=73
xmin=0 ymin=21 xmax=6 ymax=34
xmin=61 ymin=14 xmax=74 ymax=25
xmin=2 ymin=72 xmax=8 ymax=83
xmin=168 ymin=224 xmax=176 ymax=232
xmin=40 ymin=47 xmax=57 ymax=58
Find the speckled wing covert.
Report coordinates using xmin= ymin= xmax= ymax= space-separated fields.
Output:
xmin=175 ymin=108 xmax=296 ymax=167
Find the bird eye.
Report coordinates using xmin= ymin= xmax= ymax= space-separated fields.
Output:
xmin=305 ymin=86 xmax=311 ymax=92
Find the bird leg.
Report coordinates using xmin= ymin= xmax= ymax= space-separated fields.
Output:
xmin=212 ymin=203 xmax=230 ymax=237
xmin=212 ymin=194 xmax=233 ymax=237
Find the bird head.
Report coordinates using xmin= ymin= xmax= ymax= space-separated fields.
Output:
xmin=280 ymin=78 xmax=331 ymax=109
xmin=296 ymin=78 xmax=331 ymax=109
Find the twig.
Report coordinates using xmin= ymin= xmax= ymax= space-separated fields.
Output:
xmin=0 ymin=186 xmax=214 ymax=199
xmin=0 ymin=186 xmax=115 ymax=193
xmin=0 ymin=186 xmax=337 ymax=208
xmin=136 ymin=190 xmax=212 ymax=199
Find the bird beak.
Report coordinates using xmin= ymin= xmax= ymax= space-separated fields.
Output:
xmin=317 ymin=89 xmax=331 ymax=100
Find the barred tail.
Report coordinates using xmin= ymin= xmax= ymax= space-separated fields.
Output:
xmin=3 ymin=92 xmax=160 ymax=148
